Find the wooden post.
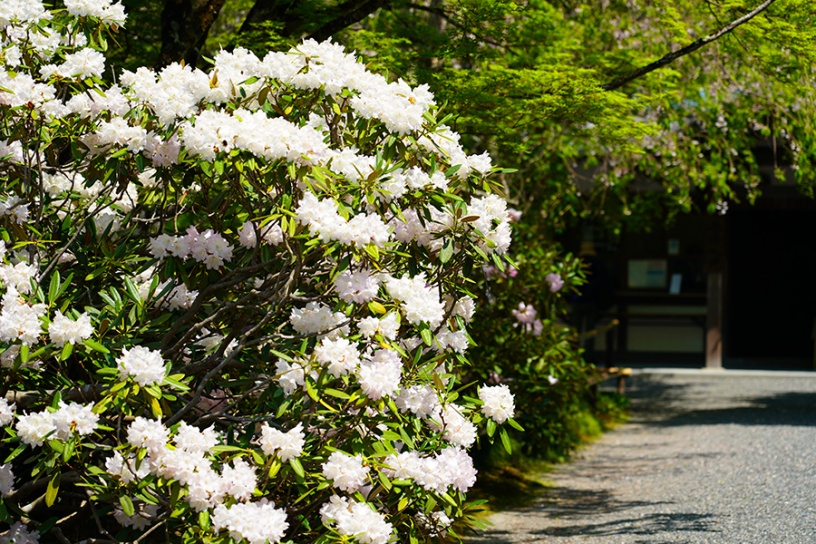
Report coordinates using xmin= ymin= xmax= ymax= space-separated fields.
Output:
xmin=706 ymin=272 xmax=723 ymax=369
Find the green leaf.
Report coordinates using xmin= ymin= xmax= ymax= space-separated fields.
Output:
xmin=83 ymin=339 xmax=110 ymax=354
xmin=420 ymin=327 xmax=433 ymax=346
xmin=440 ymin=239 xmax=454 ymax=263
xmin=507 ymin=418 xmax=525 ymax=432
xmin=46 ymin=472 xmax=60 ymax=507
xmin=289 ymin=457 xmax=305 ymax=478
xmin=500 ymin=428 xmax=513 ymax=454
xmin=323 ymin=388 xmax=350 ymax=399
xmin=123 ymin=276 xmax=142 ymax=303
xmin=60 ymin=342 xmax=73 ymax=361
xmin=48 ymin=271 xmax=60 ymax=304
xmin=119 ymin=495 xmax=135 ymax=517
xmin=486 ymin=418 xmax=496 ymax=437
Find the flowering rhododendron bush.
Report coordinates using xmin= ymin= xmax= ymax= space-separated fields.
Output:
xmin=466 ymin=235 xmax=601 ymax=461
xmin=0 ymin=2 xmax=520 ymax=543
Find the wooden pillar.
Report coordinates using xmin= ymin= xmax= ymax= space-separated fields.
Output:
xmin=705 ymin=215 xmax=726 ymax=369
xmin=706 ymin=272 xmax=723 ymax=369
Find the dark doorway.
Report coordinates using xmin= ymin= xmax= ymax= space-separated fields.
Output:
xmin=725 ymin=209 xmax=816 ymax=368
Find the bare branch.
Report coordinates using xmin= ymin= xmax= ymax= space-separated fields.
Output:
xmin=602 ymin=0 xmax=776 ymax=91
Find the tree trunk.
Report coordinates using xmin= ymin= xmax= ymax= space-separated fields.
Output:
xmin=156 ymin=0 xmax=228 ymax=69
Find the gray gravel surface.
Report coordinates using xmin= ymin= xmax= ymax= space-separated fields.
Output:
xmin=467 ymin=369 xmax=816 ymax=543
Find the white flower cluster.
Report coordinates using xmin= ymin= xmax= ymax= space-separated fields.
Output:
xmin=148 ymin=226 xmax=234 ymax=270
xmin=63 ymin=0 xmax=126 ymax=23
xmin=383 ymin=273 xmax=445 ymax=328
xmin=0 ymin=195 xmax=29 ymax=224
xmin=358 ymin=313 xmax=400 ymax=340
xmin=41 ymin=48 xmax=106 ymax=79
xmin=15 ymin=401 xmax=99 ymax=447
xmin=238 ymin=220 xmax=284 ymax=248
xmin=479 ymin=384 xmax=516 ymax=424
xmin=123 ymin=418 xmax=257 ymax=511
xmin=0 ymin=463 xmax=13 ymax=497
xmin=295 ymin=192 xmax=391 ymax=248
xmin=383 ymin=446 xmax=477 ymax=493
xmin=48 ymin=311 xmax=93 ymax=346
xmin=212 ymin=500 xmax=289 ymax=544
xmin=322 ymin=451 xmax=369 ymax=492
xmin=0 ymin=397 xmax=15 ymax=425
xmin=116 ymin=346 xmax=167 ymax=386
xmin=468 ymin=194 xmax=512 ymax=255
xmin=259 ymin=422 xmax=305 ymax=462
xmin=289 ymin=302 xmax=348 ymax=339
xmin=320 ymin=496 xmax=393 ymax=544
xmin=0 ymin=522 xmax=39 ymax=544
xmin=334 ymin=269 xmax=380 ymax=303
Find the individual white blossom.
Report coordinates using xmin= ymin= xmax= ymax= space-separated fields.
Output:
xmin=105 ymin=451 xmax=150 ymax=485
xmin=63 ymin=0 xmax=126 ymax=23
xmin=220 ymin=458 xmax=257 ymax=501
xmin=290 ymin=302 xmax=348 ymax=339
xmin=51 ymin=401 xmax=99 ymax=439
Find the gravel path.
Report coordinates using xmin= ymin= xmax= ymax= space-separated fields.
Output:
xmin=468 ymin=369 xmax=816 ymax=543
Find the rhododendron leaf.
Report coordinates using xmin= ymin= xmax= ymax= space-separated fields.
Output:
xmin=486 ymin=418 xmax=496 ymax=437
xmin=324 ymin=388 xmax=350 ymax=399
xmin=62 ymin=440 xmax=75 ymax=463
xmin=4 ymin=444 xmax=26 ymax=464
xmin=83 ymin=339 xmax=109 ymax=354
xmin=60 ymin=342 xmax=73 ymax=361
xmin=399 ymin=427 xmax=416 ymax=450
xmin=368 ymin=301 xmax=387 ymax=315
xmin=289 ymin=457 xmax=305 ymax=478
xmin=500 ymin=428 xmax=513 ymax=454
xmin=150 ymin=396 xmax=162 ymax=418
xmin=507 ymin=418 xmax=525 ymax=432
xmin=440 ymin=239 xmax=454 ymax=263
xmin=378 ymin=471 xmax=392 ymax=491
xmin=123 ymin=277 xmax=141 ymax=303
xmin=420 ymin=328 xmax=433 ymax=346
xmin=439 ymin=492 xmax=457 ymax=506
xmin=198 ymin=510 xmax=210 ymax=530
xmin=397 ymin=497 xmax=409 ymax=511
xmin=48 ymin=271 xmax=60 ymax=304
xmin=46 ymin=472 xmax=60 ymax=507
xmin=250 ymin=449 xmax=265 ymax=466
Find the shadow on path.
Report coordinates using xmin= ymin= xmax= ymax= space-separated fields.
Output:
xmin=533 ymin=512 xmax=720 ymax=537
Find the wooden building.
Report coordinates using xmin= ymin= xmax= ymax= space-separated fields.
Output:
xmin=586 ymin=183 xmax=816 ymax=370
